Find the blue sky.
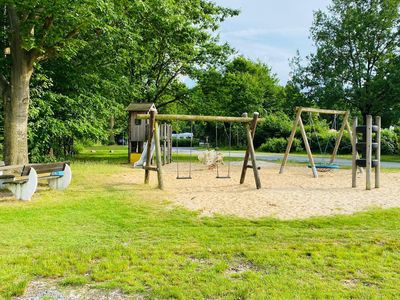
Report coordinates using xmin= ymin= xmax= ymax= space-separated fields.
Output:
xmin=214 ymin=0 xmax=331 ymax=84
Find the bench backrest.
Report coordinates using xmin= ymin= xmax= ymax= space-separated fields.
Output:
xmin=21 ymin=162 xmax=67 ymax=176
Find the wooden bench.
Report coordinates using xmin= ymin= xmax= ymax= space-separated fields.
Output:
xmin=0 ymin=162 xmax=72 ymax=201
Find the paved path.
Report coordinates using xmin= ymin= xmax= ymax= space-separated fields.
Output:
xmin=174 ymin=148 xmax=400 ymax=168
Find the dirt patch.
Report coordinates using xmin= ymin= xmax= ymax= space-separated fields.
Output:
xmin=225 ymin=262 xmax=256 ymax=275
xmin=13 ymin=279 xmax=135 ymax=300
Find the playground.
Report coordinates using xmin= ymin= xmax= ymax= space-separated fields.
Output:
xmin=2 ymin=0 xmax=400 ymax=297
xmin=1 ymin=159 xmax=400 ymax=298
xmin=137 ymin=161 xmax=400 ymax=219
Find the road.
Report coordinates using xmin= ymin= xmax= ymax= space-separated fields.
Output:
xmin=173 ymin=147 xmax=400 ymax=168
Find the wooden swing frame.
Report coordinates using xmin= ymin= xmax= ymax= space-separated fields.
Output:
xmin=136 ymin=110 xmax=263 ymax=190
xmin=279 ymin=107 xmax=355 ymax=178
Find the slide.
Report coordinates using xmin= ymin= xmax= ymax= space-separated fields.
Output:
xmin=134 ymin=140 xmax=156 ymax=168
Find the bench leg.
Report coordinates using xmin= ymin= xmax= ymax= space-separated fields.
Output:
xmin=48 ymin=164 xmax=72 ymax=191
xmin=7 ymin=168 xmax=38 ymax=201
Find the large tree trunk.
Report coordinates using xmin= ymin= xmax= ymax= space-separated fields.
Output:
xmin=3 ymin=5 xmax=33 ymax=165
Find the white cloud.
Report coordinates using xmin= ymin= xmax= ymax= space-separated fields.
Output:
xmin=214 ymin=0 xmax=331 ymax=84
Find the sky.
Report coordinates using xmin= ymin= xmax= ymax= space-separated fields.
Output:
xmin=213 ymin=0 xmax=331 ymax=84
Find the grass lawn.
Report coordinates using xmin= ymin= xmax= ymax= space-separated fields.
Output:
xmin=1 ymin=148 xmax=400 ymax=298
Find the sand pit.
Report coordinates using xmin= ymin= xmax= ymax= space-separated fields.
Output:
xmin=142 ymin=161 xmax=400 ymax=220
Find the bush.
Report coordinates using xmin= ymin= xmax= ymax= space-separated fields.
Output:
xmin=254 ymin=112 xmax=292 ymax=147
xmin=259 ymin=137 xmax=303 ymax=153
xmin=172 ymin=138 xmax=200 ymax=147
xmin=381 ymin=129 xmax=399 ymax=155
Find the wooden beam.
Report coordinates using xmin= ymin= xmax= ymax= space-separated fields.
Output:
xmin=330 ymin=111 xmax=349 ymax=164
xmin=240 ymin=113 xmax=261 ymax=189
xmin=366 ymin=115 xmax=372 ymax=190
xmin=346 ymin=119 xmax=363 ymax=174
xmin=299 ymin=117 xmax=318 ymax=178
xmin=352 ymin=117 xmax=358 ymax=188
xmin=297 ymin=107 xmax=348 ymax=115
xmin=154 ymin=120 xmax=164 ymax=190
xmin=144 ymin=110 xmax=155 ymax=184
xmin=136 ymin=113 xmax=263 ymax=124
xmin=279 ymin=108 xmax=302 ymax=174
xmin=375 ymin=116 xmax=381 ymax=188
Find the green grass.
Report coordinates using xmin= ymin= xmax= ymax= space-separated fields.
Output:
xmin=2 ymin=146 xmax=399 ymax=298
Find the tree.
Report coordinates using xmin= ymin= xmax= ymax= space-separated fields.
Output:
xmin=291 ymin=0 xmax=400 ymax=123
xmin=127 ymin=0 xmax=237 ymax=109
xmin=191 ymin=56 xmax=281 ymax=117
xmin=0 ymin=1 xmax=122 ymax=164
xmin=0 ymin=0 xmax=236 ymax=164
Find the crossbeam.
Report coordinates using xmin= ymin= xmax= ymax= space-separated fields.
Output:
xmin=297 ymin=107 xmax=348 ymax=115
xmin=136 ymin=113 xmax=264 ymax=124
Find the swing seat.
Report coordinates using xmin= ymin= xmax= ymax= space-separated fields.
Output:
xmin=308 ymin=163 xmax=340 ymax=172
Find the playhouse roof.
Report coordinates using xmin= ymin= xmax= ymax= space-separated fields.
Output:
xmin=126 ymin=102 xmax=156 ymax=112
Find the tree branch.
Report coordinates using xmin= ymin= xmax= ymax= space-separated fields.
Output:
xmin=152 ymin=67 xmax=182 ymax=102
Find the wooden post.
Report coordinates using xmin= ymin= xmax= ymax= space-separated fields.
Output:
xmin=330 ymin=112 xmax=349 ymax=164
xmin=168 ymin=125 xmax=173 ymax=163
xmin=240 ymin=113 xmax=261 ymax=189
xmin=375 ymin=116 xmax=381 ymax=188
xmin=352 ymin=117 xmax=358 ymax=188
xmin=144 ymin=110 xmax=156 ymax=184
xmin=346 ymin=119 xmax=363 ymax=174
xmin=154 ymin=120 xmax=164 ymax=190
xmin=366 ymin=115 xmax=372 ymax=190
xmin=280 ymin=108 xmax=302 ymax=174
xmin=162 ymin=123 xmax=167 ymax=166
xmin=299 ymin=117 xmax=318 ymax=178
xmin=128 ymin=112 xmax=132 ymax=163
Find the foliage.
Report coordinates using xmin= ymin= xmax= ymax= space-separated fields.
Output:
xmin=290 ymin=0 xmax=400 ymax=125
xmin=190 ymin=56 xmax=281 ymax=117
xmin=381 ymin=129 xmax=400 ymax=155
xmin=259 ymin=137 xmax=303 ymax=153
xmin=126 ymin=0 xmax=238 ymax=108
xmin=1 ymin=162 xmax=400 ymax=298
xmin=254 ymin=112 xmax=293 ymax=147
xmin=1 ymin=0 xmax=239 ymax=161
xmin=172 ymin=138 xmax=200 ymax=148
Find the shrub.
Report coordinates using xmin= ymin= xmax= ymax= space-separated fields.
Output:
xmin=254 ymin=112 xmax=292 ymax=147
xmin=259 ymin=137 xmax=303 ymax=153
xmin=172 ymin=138 xmax=200 ymax=147
xmin=381 ymin=129 xmax=399 ymax=155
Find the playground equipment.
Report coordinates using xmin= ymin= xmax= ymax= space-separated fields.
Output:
xmin=175 ymin=121 xmax=194 ymax=180
xmin=280 ymin=107 xmax=356 ymax=178
xmin=127 ymin=103 xmax=172 ymax=165
xmin=215 ymin=122 xmax=232 ymax=179
xmin=352 ymin=115 xmax=381 ymax=190
xmin=135 ymin=109 xmax=262 ymax=190
xmin=0 ymin=162 xmax=72 ymax=201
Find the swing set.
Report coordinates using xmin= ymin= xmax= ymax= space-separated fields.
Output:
xmin=136 ymin=110 xmax=263 ymax=190
xmin=279 ymin=107 xmax=355 ymax=178
xmin=175 ymin=121 xmax=233 ymax=180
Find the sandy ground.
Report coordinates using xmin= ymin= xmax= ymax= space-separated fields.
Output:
xmin=141 ymin=161 xmax=400 ymax=220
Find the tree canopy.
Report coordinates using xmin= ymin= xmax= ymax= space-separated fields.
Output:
xmin=290 ymin=0 xmax=400 ymax=124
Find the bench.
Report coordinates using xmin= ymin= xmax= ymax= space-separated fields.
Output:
xmin=0 ymin=162 xmax=72 ymax=201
